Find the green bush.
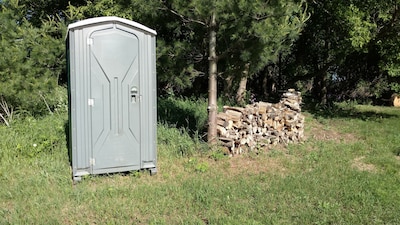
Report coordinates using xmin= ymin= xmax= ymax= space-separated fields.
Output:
xmin=0 ymin=2 xmax=66 ymax=116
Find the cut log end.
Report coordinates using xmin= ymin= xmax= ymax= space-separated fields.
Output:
xmin=216 ymin=89 xmax=304 ymax=155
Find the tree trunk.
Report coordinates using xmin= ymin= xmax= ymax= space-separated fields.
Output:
xmin=313 ymin=64 xmax=331 ymax=105
xmin=320 ymin=72 xmax=328 ymax=105
xmin=260 ymin=65 xmax=278 ymax=101
xmin=207 ymin=11 xmax=218 ymax=144
xmin=223 ymin=75 xmax=233 ymax=100
xmin=236 ymin=63 xmax=250 ymax=105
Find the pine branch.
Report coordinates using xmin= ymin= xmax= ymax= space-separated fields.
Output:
xmin=159 ymin=5 xmax=207 ymax=27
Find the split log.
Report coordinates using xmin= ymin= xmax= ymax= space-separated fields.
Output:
xmin=393 ymin=94 xmax=400 ymax=107
xmin=216 ymin=89 xmax=305 ymax=155
xmin=224 ymin=109 xmax=243 ymax=120
xmin=218 ymin=137 xmax=234 ymax=148
xmin=223 ymin=106 xmax=247 ymax=114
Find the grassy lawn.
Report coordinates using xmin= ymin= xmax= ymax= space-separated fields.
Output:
xmin=1 ymin=103 xmax=400 ymax=224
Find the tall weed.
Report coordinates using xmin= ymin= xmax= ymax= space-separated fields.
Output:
xmin=0 ymin=97 xmax=13 ymax=126
xmin=158 ymin=96 xmax=208 ymax=135
xmin=0 ymin=114 xmax=67 ymax=161
xmin=157 ymin=123 xmax=207 ymax=158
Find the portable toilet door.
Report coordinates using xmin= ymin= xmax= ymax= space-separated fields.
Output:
xmin=67 ymin=17 xmax=157 ymax=181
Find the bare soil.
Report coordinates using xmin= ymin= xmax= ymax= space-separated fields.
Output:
xmin=351 ymin=156 xmax=377 ymax=173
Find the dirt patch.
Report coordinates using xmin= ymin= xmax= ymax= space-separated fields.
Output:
xmin=306 ymin=120 xmax=357 ymax=143
xmin=0 ymin=200 xmax=14 ymax=222
xmin=220 ymin=153 xmax=291 ymax=177
xmin=351 ymin=156 xmax=377 ymax=173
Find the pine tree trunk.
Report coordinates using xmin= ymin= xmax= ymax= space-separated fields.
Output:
xmin=320 ymin=72 xmax=328 ymax=105
xmin=207 ymin=11 xmax=218 ymax=144
xmin=236 ymin=63 xmax=249 ymax=104
xmin=236 ymin=76 xmax=247 ymax=104
xmin=223 ymin=75 xmax=233 ymax=100
xmin=313 ymin=64 xmax=330 ymax=105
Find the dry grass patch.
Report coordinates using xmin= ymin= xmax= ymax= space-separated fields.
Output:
xmin=0 ymin=200 xmax=14 ymax=223
xmin=59 ymin=203 xmax=96 ymax=224
xmin=217 ymin=153 xmax=292 ymax=177
xmin=351 ymin=156 xmax=377 ymax=173
xmin=306 ymin=119 xmax=358 ymax=143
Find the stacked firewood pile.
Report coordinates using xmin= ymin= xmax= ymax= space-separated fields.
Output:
xmin=217 ymin=89 xmax=305 ymax=155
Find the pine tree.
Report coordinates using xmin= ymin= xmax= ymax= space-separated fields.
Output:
xmin=0 ymin=0 xmax=65 ymax=115
xmin=157 ymin=0 xmax=309 ymax=142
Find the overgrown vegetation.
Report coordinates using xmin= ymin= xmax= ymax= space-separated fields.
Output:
xmin=1 ymin=99 xmax=400 ymax=224
xmin=1 ymin=0 xmax=400 ymax=118
xmin=0 ymin=1 xmax=67 ymax=115
xmin=158 ymin=97 xmax=209 ymax=136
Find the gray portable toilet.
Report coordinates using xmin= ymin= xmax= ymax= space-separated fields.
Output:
xmin=66 ymin=17 xmax=157 ymax=181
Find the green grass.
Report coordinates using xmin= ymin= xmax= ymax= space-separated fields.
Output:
xmin=1 ymin=101 xmax=400 ymax=224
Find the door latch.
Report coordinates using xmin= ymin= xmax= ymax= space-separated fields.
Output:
xmin=131 ymin=86 xmax=138 ymax=103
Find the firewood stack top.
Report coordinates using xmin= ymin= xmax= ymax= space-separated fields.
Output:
xmin=392 ymin=94 xmax=400 ymax=107
xmin=217 ymin=89 xmax=304 ymax=155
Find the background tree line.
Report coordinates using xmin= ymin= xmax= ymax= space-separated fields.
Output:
xmin=1 ymin=0 xmax=400 ymax=133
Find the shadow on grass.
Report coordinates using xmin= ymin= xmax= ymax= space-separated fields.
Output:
xmin=303 ymin=100 xmax=400 ymax=121
xmin=64 ymin=120 xmax=72 ymax=166
xmin=393 ymin=147 xmax=400 ymax=156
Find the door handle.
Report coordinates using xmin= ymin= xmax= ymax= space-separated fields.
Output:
xmin=131 ymin=86 xmax=139 ymax=103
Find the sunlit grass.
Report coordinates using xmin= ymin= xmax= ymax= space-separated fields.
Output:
xmin=1 ymin=102 xmax=400 ymax=224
